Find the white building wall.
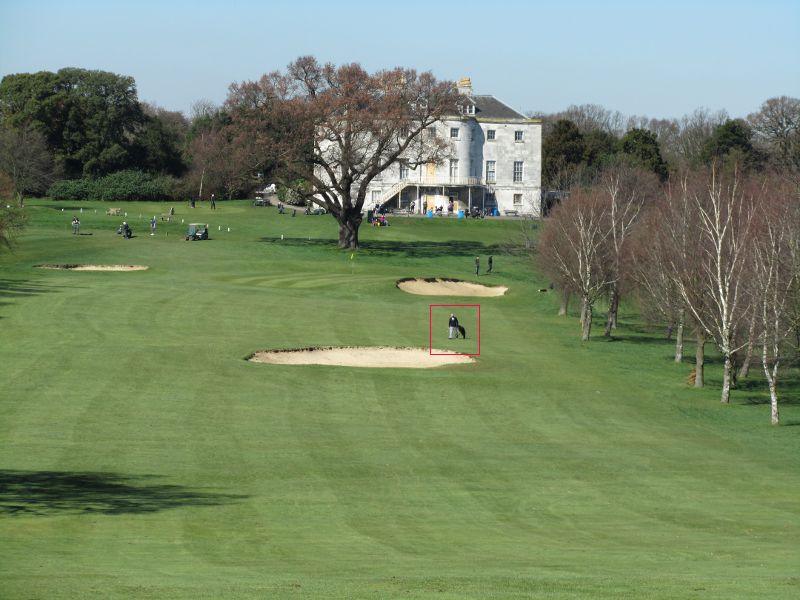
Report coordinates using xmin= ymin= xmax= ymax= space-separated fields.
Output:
xmin=366 ymin=115 xmax=542 ymax=216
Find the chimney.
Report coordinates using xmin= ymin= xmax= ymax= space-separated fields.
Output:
xmin=457 ymin=77 xmax=473 ymax=96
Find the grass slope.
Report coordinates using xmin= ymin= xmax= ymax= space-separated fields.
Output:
xmin=0 ymin=200 xmax=798 ymax=599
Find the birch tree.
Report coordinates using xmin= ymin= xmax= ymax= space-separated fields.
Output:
xmin=749 ymin=180 xmax=800 ymax=424
xmin=671 ymin=165 xmax=757 ymax=403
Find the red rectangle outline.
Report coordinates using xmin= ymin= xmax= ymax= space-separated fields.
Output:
xmin=429 ymin=303 xmax=481 ymax=356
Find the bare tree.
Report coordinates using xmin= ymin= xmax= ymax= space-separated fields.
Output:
xmin=226 ymin=57 xmax=457 ymax=248
xmin=599 ymin=167 xmax=658 ymax=336
xmin=652 ymin=174 xmax=721 ymax=387
xmin=674 ymin=108 xmax=729 ymax=168
xmin=747 ymin=96 xmax=800 ymax=176
xmin=668 ymin=165 xmax=757 ymax=403
xmin=631 ymin=204 xmax=689 ymax=364
xmin=538 ymin=188 xmax=614 ymax=340
xmin=0 ymin=123 xmax=55 ymax=206
xmin=749 ymin=178 xmax=800 ymax=424
xmin=558 ymin=104 xmax=627 ymax=136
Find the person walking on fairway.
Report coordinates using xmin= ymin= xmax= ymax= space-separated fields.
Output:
xmin=487 ymin=255 xmax=493 ymax=273
xmin=210 ymin=193 xmax=216 ymax=210
xmin=150 ymin=216 xmax=157 ymax=236
xmin=475 ymin=256 xmax=480 ymax=275
xmin=448 ymin=313 xmax=459 ymax=339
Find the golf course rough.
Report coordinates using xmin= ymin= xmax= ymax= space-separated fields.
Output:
xmin=397 ymin=277 xmax=507 ymax=296
xmin=248 ymin=346 xmax=475 ymax=368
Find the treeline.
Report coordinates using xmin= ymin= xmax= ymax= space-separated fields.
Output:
xmin=1 ymin=66 xmax=798 ymax=207
xmin=537 ymin=99 xmax=799 ymax=197
xmin=536 ymin=161 xmax=800 ymax=425
xmin=0 ymin=68 xmax=268 ymax=203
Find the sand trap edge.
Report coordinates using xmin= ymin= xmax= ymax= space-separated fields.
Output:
xmin=35 ymin=264 xmax=149 ymax=271
xmin=247 ymin=346 xmax=475 ymax=368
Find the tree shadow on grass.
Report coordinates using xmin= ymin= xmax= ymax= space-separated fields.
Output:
xmin=259 ymin=236 xmax=508 ymax=258
xmin=737 ymin=375 xmax=800 ymax=407
xmin=0 ymin=470 xmax=246 ymax=517
xmin=0 ymin=279 xmax=65 ymax=316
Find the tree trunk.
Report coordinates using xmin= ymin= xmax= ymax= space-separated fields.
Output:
xmin=337 ymin=211 xmax=362 ymax=249
xmin=694 ymin=329 xmax=705 ymax=388
xmin=604 ymin=286 xmax=618 ymax=337
xmin=581 ymin=298 xmax=593 ymax=341
xmin=740 ymin=317 xmax=757 ymax=379
xmin=674 ymin=312 xmax=684 ymax=363
xmin=762 ymin=343 xmax=780 ymax=426
xmin=721 ymin=354 xmax=732 ymax=404
xmin=558 ymin=288 xmax=570 ymax=317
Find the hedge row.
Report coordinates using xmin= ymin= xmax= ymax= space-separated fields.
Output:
xmin=48 ymin=171 xmax=181 ymax=201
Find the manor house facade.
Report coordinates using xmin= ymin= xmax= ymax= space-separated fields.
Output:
xmin=369 ymin=78 xmax=542 ymax=216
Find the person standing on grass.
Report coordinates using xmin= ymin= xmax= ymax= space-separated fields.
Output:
xmin=474 ymin=256 xmax=480 ymax=275
xmin=71 ymin=216 xmax=80 ymax=235
xmin=487 ymin=255 xmax=493 ymax=273
xmin=211 ymin=194 xmax=216 ymax=210
xmin=448 ymin=313 xmax=459 ymax=339
xmin=150 ymin=216 xmax=157 ymax=236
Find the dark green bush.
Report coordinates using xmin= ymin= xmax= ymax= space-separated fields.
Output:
xmin=47 ymin=170 xmax=180 ymax=201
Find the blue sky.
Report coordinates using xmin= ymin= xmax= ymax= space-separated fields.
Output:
xmin=1 ymin=0 xmax=798 ymax=119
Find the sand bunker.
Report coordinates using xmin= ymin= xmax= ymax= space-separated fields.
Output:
xmin=397 ymin=277 xmax=507 ymax=297
xmin=249 ymin=346 xmax=474 ymax=368
xmin=36 ymin=264 xmax=149 ymax=271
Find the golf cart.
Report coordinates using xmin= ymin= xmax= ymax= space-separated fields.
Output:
xmin=186 ymin=223 xmax=209 ymax=241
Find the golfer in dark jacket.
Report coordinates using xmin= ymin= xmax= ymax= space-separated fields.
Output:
xmin=448 ymin=314 xmax=459 ymax=339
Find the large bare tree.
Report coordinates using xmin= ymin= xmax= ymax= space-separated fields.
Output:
xmin=226 ymin=57 xmax=457 ymax=248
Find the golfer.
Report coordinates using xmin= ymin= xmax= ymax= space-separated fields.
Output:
xmin=448 ymin=313 xmax=459 ymax=339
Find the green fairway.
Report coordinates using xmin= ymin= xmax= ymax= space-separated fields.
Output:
xmin=1 ymin=200 xmax=798 ymax=599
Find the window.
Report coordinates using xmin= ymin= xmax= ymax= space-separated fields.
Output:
xmin=371 ymin=190 xmax=382 ymax=204
xmin=513 ymin=161 xmax=524 ymax=182
xmin=485 ymin=161 xmax=496 ymax=183
xmin=487 ymin=129 xmax=496 ymax=140
xmin=450 ymin=127 xmax=459 ymax=139
xmin=399 ymin=163 xmax=409 ymax=180
xmin=449 ymin=159 xmax=459 ymax=180
xmin=513 ymin=193 xmax=523 ymax=205
xmin=427 ymin=126 xmax=437 ymax=137
xmin=399 ymin=126 xmax=409 ymax=137
xmin=514 ymin=130 xmax=524 ymax=142
xmin=457 ymin=104 xmax=476 ymax=115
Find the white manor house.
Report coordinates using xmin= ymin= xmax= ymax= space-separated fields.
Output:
xmin=369 ymin=78 xmax=542 ymax=216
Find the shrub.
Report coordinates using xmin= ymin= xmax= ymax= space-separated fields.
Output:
xmin=47 ymin=170 xmax=181 ymax=201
